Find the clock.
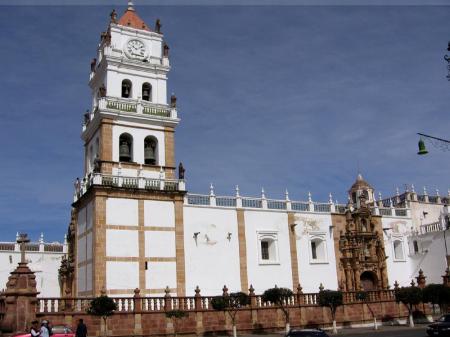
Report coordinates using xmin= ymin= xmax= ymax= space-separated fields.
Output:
xmin=125 ymin=39 xmax=147 ymax=59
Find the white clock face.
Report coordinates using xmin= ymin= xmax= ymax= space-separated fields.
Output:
xmin=126 ymin=39 xmax=146 ymax=59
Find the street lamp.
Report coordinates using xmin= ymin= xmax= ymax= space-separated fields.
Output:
xmin=417 ymin=133 xmax=450 ymax=155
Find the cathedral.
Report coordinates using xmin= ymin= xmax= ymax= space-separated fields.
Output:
xmin=59 ymin=2 xmax=450 ymax=298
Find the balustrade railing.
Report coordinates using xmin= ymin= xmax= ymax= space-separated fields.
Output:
xmin=291 ymin=202 xmax=310 ymax=212
xmin=420 ymin=221 xmax=443 ymax=234
xmin=242 ymin=198 xmax=262 ymax=208
xmin=37 ymin=289 xmax=397 ymax=314
xmin=99 ymin=97 xmax=175 ymax=119
xmin=216 ymin=196 xmax=237 ymax=207
xmin=74 ymin=173 xmax=185 ymax=201
xmin=379 ymin=208 xmax=392 ymax=216
xmin=314 ymin=203 xmax=331 ymax=213
xmin=267 ymin=200 xmax=286 ymax=210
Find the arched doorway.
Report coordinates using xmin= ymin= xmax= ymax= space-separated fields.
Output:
xmin=360 ymin=271 xmax=378 ymax=291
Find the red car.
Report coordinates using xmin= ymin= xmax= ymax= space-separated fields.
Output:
xmin=15 ymin=325 xmax=75 ymax=337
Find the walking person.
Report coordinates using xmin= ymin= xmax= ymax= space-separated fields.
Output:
xmin=75 ymin=319 xmax=87 ymax=337
xmin=40 ymin=320 xmax=50 ymax=337
xmin=30 ymin=320 xmax=40 ymax=337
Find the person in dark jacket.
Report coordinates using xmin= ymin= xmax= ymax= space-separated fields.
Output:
xmin=75 ymin=319 xmax=87 ymax=337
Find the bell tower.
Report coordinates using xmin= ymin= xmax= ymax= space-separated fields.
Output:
xmin=70 ymin=2 xmax=186 ymax=297
xmin=82 ymin=1 xmax=179 ymax=180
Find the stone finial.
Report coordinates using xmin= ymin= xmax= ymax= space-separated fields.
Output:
xmin=319 ymin=283 xmax=324 ymax=292
xmin=308 ymin=192 xmax=312 ymax=203
xmin=424 ymin=186 xmax=428 ymax=196
xmin=194 ymin=285 xmax=201 ymax=297
xmin=110 ymin=9 xmax=117 ymax=23
xmin=127 ymin=1 xmax=134 ymax=11
xmin=134 ymin=288 xmax=140 ymax=297
xmin=378 ymin=192 xmax=382 ymax=201
xmin=448 ymin=189 xmax=450 ymax=198
xmin=17 ymin=233 xmax=30 ymax=264
xmin=261 ymin=188 xmax=266 ymax=199
xmin=285 ymin=189 xmax=290 ymax=201
xmin=410 ymin=279 xmax=416 ymax=287
xmin=39 ymin=233 xmax=44 ymax=244
xmin=210 ymin=183 xmax=215 ymax=197
xmin=416 ymin=269 xmax=426 ymax=289
xmin=329 ymin=193 xmax=333 ymax=204
xmin=155 ymin=18 xmax=162 ymax=33
xmin=164 ymin=286 xmax=171 ymax=297
xmin=249 ymin=284 xmax=255 ymax=296
xmin=405 ymin=184 xmax=410 ymax=193
xmin=411 ymin=184 xmax=415 ymax=193
xmin=297 ymin=283 xmax=303 ymax=294
xmin=235 ymin=185 xmax=240 ymax=197
xmin=396 ymin=187 xmax=400 ymax=196
xmin=394 ymin=280 xmax=399 ymax=290
xmin=222 ymin=285 xmax=229 ymax=296
xmin=170 ymin=93 xmax=177 ymax=108
xmin=101 ymin=287 xmax=107 ymax=296
xmin=389 ymin=198 xmax=394 ymax=208
xmin=436 ymin=189 xmax=440 ymax=197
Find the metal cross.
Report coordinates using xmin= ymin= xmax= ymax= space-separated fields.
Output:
xmin=16 ymin=233 xmax=30 ymax=264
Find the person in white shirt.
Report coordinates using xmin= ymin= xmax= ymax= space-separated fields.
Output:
xmin=40 ymin=320 xmax=49 ymax=337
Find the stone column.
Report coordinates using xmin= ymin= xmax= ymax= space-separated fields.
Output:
xmin=416 ymin=269 xmax=427 ymax=289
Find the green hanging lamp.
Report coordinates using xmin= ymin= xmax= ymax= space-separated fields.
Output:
xmin=417 ymin=138 xmax=428 ymax=155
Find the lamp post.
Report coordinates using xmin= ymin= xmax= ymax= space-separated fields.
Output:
xmin=417 ymin=133 xmax=450 ymax=155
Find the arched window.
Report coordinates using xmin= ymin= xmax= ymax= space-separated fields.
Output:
xmin=122 ymin=80 xmax=132 ymax=98
xmin=119 ymin=133 xmax=133 ymax=162
xmin=144 ymin=136 xmax=157 ymax=165
xmin=310 ymin=238 xmax=326 ymax=262
xmin=393 ymin=240 xmax=404 ymax=260
xmin=142 ymin=83 xmax=152 ymax=101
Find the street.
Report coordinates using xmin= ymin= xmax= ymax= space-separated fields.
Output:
xmin=236 ymin=326 xmax=430 ymax=337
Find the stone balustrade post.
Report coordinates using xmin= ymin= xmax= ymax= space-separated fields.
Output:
xmin=249 ymin=284 xmax=256 ymax=307
xmin=194 ymin=286 xmax=202 ymax=310
xmin=134 ymin=288 xmax=142 ymax=311
xmin=164 ymin=286 xmax=171 ymax=311
xmin=222 ymin=285 xmax=229 ymax=297
xmin=296 ymin=283 xmax=303 ymax=305
xmin=416 ymin=269 xmax=426 ymax=289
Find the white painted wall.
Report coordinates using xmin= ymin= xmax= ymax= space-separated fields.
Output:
xmin=408 ymin=230 xmax=450 ymax=284
xmin=106 ymin=198 xmax=138 ymax=226
xmin=382 ymin=217 xmax=414 ymax=287
xmin=293 ymin=213 xmax=339 ymax=292
xmin=146 ymin=262 xmax=176 ymax=290
xmin=145 ymin=232 xmax=175 ymax=257
xmin=184 ymin=206 xmax=241 ymax=296
xmin=144 ymin=200 xmax=175 ymax=227
xmin=106 ymin=230 xmax=139 ymax=257
xmin=410 ymin=201 xmax=447 ymax=230
xmin=106 ymin=261 xmax=139 ymax=289
xmin=112 ymin=125 xmax=166 ymax=166
xmin=244 ymin=210 xmax=292 ymax=293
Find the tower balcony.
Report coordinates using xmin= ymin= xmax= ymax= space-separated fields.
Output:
xmin=73 ymin=172 xmax=185 ymax=202
xmin=100 ymin=96 xmax=176 ymax=118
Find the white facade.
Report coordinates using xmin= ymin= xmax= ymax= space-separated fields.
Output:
xmin=0 ymin=234 xmax=67 ymax=297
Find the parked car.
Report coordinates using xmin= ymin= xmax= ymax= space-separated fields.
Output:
xmin=286 ymin=329 xmax=329 ymax=337
xmin=427 ymin=314 xmax=450 ymax=336
xmin=14 ymin=325 xmax=75 ymax=337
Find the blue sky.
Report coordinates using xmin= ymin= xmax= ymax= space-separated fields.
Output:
xmin=0 ymin=3 xmax=449 ymax=242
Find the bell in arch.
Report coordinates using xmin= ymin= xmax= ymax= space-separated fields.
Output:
xmin=417 ymin=138 xmax=428 ymax=155
xmin=119 ymin=141 xmax=131 ymax=162
xmin=144 ymin=139 xmax=156 ymax=165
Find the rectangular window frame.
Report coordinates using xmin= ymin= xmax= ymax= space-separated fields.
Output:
xmin=257 ymin=231 xmax=280 ymax=265
xmin=392 ymin=236 xmax=406 ymax=262
xmin=308 ymin=232 xmax=329 ymax=264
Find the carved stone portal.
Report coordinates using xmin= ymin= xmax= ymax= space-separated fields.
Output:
xmin=338 ymin=194 xmax=389 ymax=291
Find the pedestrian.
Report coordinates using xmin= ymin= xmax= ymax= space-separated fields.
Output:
xmin=75 ymin=319 xmax=87 ymax=337
xmin=30 ymin=320 xmax=40 ymax=337
xmin=40 ymin=320 xmax=50 ymax=337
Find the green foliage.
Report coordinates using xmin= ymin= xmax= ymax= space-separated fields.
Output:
xmin=317 ymin=290 xmax=343 ymax=319
xmin=211 ymin=292 xmax=250 ymax=311
xmin=356 ymin=291 xmax=368 ymax=301
xmin=165 ymin=310 xmax=187 ymax=319
xmin=261 ymin=287 xmax=293 ymax=306
xmin=87 ymin=295 xmax=117 ymax=318
xmin=423 ymin=284 xmax=450 ymax=306
xmin=394 ymin=286 xmax=422 ymax=312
